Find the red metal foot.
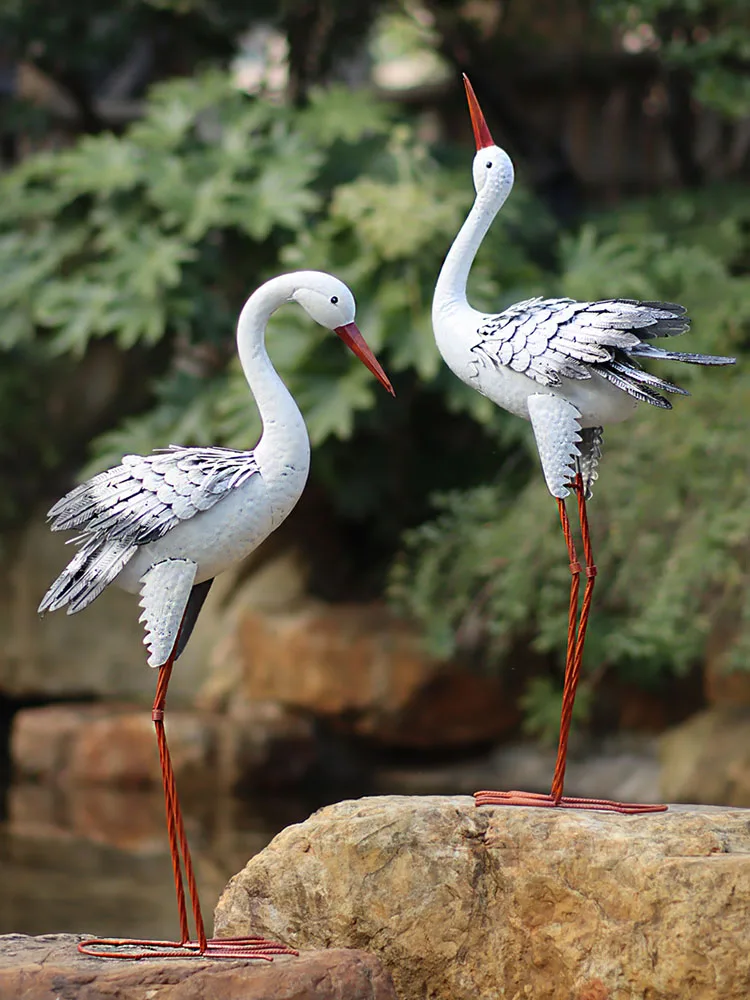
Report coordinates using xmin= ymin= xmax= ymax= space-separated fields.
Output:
xmin=474 ymin=790 xmax=667 ymax=815
xmin=77 ymin=936 xmax=299 ymax=961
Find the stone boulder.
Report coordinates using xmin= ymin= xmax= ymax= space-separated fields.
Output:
xmin=703 ymin=621 xmax=750 ymax=707
xmin=660 ymin=707 xmax=750 ymax=806
xmin=203 ymin=578 xmax=516 ymax=748
xmin=11 ymin=701 xmax=315 ymax=792
xmin=0 ymin=934 xmax=398 ymax=1000
xmin=5 ymin=520 xmax=513 ymax=751
xmin=215 ymin=795 xmax=750 ymax=1000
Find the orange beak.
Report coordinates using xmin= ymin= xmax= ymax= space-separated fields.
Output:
xmin=334 ymin=322 xmax=395 ymax=396
xmin=463 ymin=74 xmax=494 ymax=150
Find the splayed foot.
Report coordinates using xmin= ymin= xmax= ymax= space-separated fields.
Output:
xmin=77 ymin=935 xmax=299 ymax=961
xmin=474 ymin=789 xmax=667 ymax=815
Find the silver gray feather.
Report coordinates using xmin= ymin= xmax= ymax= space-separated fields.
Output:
xmin=527 ymin=393 xmax=582 ymax=499
xmin=38 ymin=445 xmax=260 ymax=616
xmin=138 ymin=559 xmax=197 ymax=667
xmin=578 ymin=427 xmax=603 ymax=500
xmin=475 ymin=298 xmax=735 ymax=407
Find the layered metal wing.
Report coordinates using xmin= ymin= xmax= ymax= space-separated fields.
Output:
xmin=39 ymin=445 xmax=259 ymax=616
xmin=473 ymin=297 xmax=734 ymax=408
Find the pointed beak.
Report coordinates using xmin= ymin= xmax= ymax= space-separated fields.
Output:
xmin=463 ymin=74 xmax=494 ymax=150
xmin=334 ymin=322 xmax=395 ymax=396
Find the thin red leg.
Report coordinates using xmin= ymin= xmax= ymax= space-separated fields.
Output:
xmin=152 ymin=656 xmax=207 ymax=949
xmin=475 ymin=474 xmax=666 ymax=815
xmin=78 ymin=642 xmax=300 ymax=961
xmin=549 ymin=477 xmax=591 ymax=801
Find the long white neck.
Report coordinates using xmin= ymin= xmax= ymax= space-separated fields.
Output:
xmin=236 ymin=273 xmax=310 ymax=474
xmin=432 ymin=191 xmax=502 ymax=323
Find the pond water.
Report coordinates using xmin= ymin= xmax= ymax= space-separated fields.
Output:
xmin=0 ymin=781 xmax=315 ymax=940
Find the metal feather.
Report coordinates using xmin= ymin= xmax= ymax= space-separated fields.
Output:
xmin=138 ymin=559 xmax=197 ymax=667
xmin=472 ymin=296 xmax=733 ymax=407
xmin=39 ymin=445 xmax=261 ymax=617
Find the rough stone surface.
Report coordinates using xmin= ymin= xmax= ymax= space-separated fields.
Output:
xmin=0 ymin=933 xmax=398 ymax=1000
xmin=660 ymin=707 xmax=750 ymax=807
xmin=215 ymin=795 xmax=750 ymax=1000
xmin=11 ymin=701 xmax=316 ymax=792
xmin=221 ymin=596 xmax=514 ymax=748
xmin=703 ymin=625 xmax=750 ymax=706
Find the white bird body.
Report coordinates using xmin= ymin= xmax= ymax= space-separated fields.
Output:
xmin=40 ymin=270 xmax=393 ymax=666
xmin=440 ymin=77 xmax=735 ymax=815
xmin=433 ymin=79 xmax=734 ymax=500
xmin=434 ymin=298 xmax=639 ymax=428
xmin=116 ymin=472 xmax=277 ymax=593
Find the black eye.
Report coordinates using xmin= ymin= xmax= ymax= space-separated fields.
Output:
xmin=486 ymin=161 xmax=492 ymax=168
xmin=330 ymin=295 xmax=338 ymax=304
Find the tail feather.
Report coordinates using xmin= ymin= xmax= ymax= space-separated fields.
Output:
xmin=608 ymin=358 xmax=690 ymax=396
xmin=598 ymin=364 xmax=672 ymax=408
xmin=629 ymin=342 xmax=736 ymax=365
xmin=38 ymin=537 xmax=137 ymax=615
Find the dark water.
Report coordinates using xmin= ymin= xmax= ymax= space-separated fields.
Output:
xmin=0 ymin=782 xmax=312 ymax=940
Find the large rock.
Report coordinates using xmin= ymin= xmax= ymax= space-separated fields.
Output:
xmin=3 ymin=523 xmax=512 ymax=751
xmin=703 ymin=622 xmax=750 ymax=706
xmin=660 ymin=707 xmax=750 ymax=806
xmin=202 ymin=566 xmax=515 ymax=748
xmin=215 ymin=795 xmax=750 ymax=1000
xmin=0 ymin=934 xmax=398 ymax=1000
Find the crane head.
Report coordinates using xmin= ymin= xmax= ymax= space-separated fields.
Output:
xmin=292 ymin=276 xmax=394 ymax=396
xmin=462 ymin=74 xmax=515 ymax=201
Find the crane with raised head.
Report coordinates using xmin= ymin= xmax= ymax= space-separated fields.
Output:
xmin=432 ymin=76 xmax=735 ymax=815
xmin=40 ymin=270 xmax=394 ymax=958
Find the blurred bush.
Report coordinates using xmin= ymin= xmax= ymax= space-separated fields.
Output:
xmin=0 ymin=0 xmax=748 ymax=735
xmin=391 ymin=187 xmax=750 ymax=734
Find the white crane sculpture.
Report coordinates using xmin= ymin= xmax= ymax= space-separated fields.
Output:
xmin=39 ymin=271 xmax=394 ymax=959
xmin=432 ymin=76 xmax=735 ymax=814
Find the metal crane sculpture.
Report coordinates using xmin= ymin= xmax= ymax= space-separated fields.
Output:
xmin=432 ymin=76 xmax=735 ymax=815
xmin=39 ymin=271 xmax=394 ymax=959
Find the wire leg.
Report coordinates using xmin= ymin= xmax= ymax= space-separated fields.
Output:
xmin=550 ymin=481 xmax=587 ymax=801
xmin=79 ymin=642 xmax=300 ymax=961
xmin=152 ymin=657 xmax=206 ymax=949
xmin=475 ymin=475 xmax=666 ymax=816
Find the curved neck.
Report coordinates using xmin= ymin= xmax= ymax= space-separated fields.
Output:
xmin=433 ymin=191 xmax=502 ymax=319
xmin=236 ymin=274 xmax=309 ymax=467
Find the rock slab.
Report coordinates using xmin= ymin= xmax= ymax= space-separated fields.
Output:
xmin=660 ymin=707 xmax=750 ymax=807
xmin=215 ymin=795 xmax=750 ymax=1000
xmin=11 ymin=701 xmax=315 ymax=792
xmin=0 ymin=933 xmax=398 ymax=1000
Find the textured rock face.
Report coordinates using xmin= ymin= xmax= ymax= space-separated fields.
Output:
xmin=215 ymin=795 xmax=750 ymax=1000
xmin=227 ymin=598 xmax=515 ymax=747
xmin=0 ymin=934 xmax=398 ymax=1000
xmin=11 ymin=701 xmax=315 ymax=791
xmin=660 ymin=708 xmax=750 ymax=807
xmin=6 ymin=527 xmax=512 ymax=750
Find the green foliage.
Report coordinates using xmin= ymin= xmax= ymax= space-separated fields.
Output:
xmin=0 ymin=72 xmax=548 ymax=541
xmin=520 ymin=678 xmax=594 ymax=745
xmin=2 ymin=0 xmax=749 ymax=735
xmin=597 ymin=0 xmax=750 ymax=116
